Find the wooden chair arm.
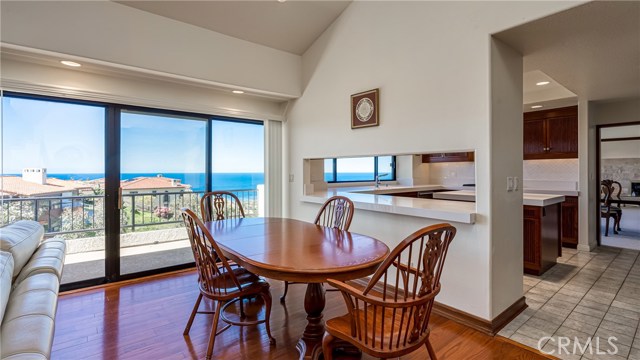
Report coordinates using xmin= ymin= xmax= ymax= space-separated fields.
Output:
xmin=326 ymin=279 xmax=438 ymax=308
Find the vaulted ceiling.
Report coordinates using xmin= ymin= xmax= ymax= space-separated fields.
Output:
xmin=118 ymin=1 xmax=639 ymax=108
xmin=115 ymin=0 xmax=351 ymax=55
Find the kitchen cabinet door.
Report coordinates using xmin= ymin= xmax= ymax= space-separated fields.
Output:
xmin=524 ymin=119 xmax=546 ymax=158
xmin=561 ymin=196 xmax=579 ymax=248
xmin=547 ymin=116 xmax=578 ymax=157
xmin=523 ymin=206 xmax=541 ymax=274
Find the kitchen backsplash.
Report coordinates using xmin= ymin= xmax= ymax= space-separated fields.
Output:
xmin=523 ymin=159 xmax=579 ymax=191
xmin=523 ymin=159 xmax=579 ymax=181
xmin=428 ymin=159 xmax=581 ymax=190
xmin=428 ymin=162 xmax=475 ymax=187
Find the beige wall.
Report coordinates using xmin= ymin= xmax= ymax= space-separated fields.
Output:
xmin=287 ymin=1 xmax=578 ymax=320
xmin=0 ymin=1 xmax=301 ymax=98
xmin=1 ymin=58 xmax=286 ymax=121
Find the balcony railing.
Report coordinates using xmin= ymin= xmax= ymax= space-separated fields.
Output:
xmin=0 ymin=188 xmax=260 ymax=237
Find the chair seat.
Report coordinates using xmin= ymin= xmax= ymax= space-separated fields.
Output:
xmin=601 ymin=206 xmax=621 ymax=213
xmin=202 ymin=267 xmax=269 ymax=300
xmin=326 ymin=303 xmax=428 ymax=358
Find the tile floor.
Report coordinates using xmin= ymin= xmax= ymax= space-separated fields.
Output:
xmin=499 ymin=246 xmax=640 ymax=360
xmin=601 ymin=206 xmax=640 ymax=251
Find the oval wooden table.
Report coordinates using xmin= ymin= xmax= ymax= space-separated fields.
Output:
xmin=204 ymin=217 xmax=390 ymax=360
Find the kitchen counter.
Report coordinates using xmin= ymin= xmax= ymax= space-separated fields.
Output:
xmin=302 ymin=186 xmax=476 ymax=224
xmin=433 ymin=190 xmax=565 ymax=207
xmin=524 ymin=189 xmax=580 ymax=197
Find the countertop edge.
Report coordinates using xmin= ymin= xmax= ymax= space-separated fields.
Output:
xmin=301 ymin=193 xmax=477 ymax=225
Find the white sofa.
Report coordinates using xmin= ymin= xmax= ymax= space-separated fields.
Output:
xmin=0 ymin=220 xmax=66 ymax=360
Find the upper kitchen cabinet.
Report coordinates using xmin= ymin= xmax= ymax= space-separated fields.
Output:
xmin=523 ymin=105 xmax=578 ymax=160
xmin=422 ymin=152 xmax=475 ymax=163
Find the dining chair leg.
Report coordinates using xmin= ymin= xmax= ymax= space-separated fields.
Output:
xmin=605 ymin=217 xmax=610 ymax=236
xmin=261 ymin=287 xmax=276 ymax=345
xmin=425 ymin=338 xmax=438 ymax=360
xmin=321 ymin=333 xmax=335 ymax=360
xmin=206 ymin=300 xmax=223 ymax=360
xmin=616 ymin=212 xmax=622 ymax=231
xmin=280 ymin=281 xmax=290 ymax=303
xmin=183 ymin=293 xmax=203 ymax=335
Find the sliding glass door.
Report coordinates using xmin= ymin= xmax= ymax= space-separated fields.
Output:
xmin=2 ymin=93 xmax=267 ymax=287
xmin=119 ymin=110 xmax=207 ymax=275
xmin=211 ymin=119 xmax=264 ymax=217
xmin=1 ymin=94 xmax=106 ymax=284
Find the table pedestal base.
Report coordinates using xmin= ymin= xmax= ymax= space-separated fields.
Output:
xmin=296 ymin=283 xmax=325 ymax=360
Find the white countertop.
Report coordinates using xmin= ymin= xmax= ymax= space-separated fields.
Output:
xmin=523 ymin=188 xmax=580 ymax=197
xmin=433 ymin=190 xmax=565 ymax=207
xmin=302 ymin=186 xmax=476 ymax=224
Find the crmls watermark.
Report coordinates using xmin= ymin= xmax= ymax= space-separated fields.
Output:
xmin=538 ymin=336 xmax=618 ymax=355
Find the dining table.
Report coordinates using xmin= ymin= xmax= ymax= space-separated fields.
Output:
xmin=204 ymin=217 xmax=390 ymax=360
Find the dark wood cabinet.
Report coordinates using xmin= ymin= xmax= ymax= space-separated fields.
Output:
xmin=422 ymin=152 xmax=474 ymax=163
xmin=523 ymin=204 xmax=561 ymax=276
xmin=561 ymin=196 xmax=579 ymax=248
xmin=523 ymin=119 xmax=546 ymax=156
xmin=523 ymin=105 xmax=578 ymax=160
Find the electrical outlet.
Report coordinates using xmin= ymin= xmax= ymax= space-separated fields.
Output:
xmin=289 ymin=174 xmax=294 ymax=182
xmin=507 ymin=177 xmax=514 ymax=191
xmin=514 ymin=176 xmax=519 ymax=191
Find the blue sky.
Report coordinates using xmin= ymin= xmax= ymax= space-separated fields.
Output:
xmin=2 ymin=96 xmax=264 ymax=174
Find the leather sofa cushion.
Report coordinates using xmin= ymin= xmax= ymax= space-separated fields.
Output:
xmin=0 ymin=221 xmax=43 ymax=281
xmin=1 ymin=273 xmax=59 ymax=360
xmin=0 ymin=251 xmax=14 ymax=324
xmin=14 ymin=238 xmax=66 ymax=285
xmin=1 ymin=354 xmax=47 ymax=360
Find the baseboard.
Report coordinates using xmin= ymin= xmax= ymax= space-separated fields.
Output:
xmin=349 ymin=278 xmax=527 ymax=336
xmin=433 ymin=296 xmax=527 ymax=336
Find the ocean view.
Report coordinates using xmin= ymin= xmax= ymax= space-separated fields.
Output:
xmin=41 ymin=173 xmax=265 ymax=192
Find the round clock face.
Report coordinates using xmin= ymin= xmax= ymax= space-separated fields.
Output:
xmin=355 ymin=98 xmax=374 ymax=122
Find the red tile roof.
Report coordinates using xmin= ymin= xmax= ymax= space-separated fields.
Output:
xmin=120 ymin=176 xmax=190 ymax=191
xmin=0 ymin=176 xmax=80 ymax=197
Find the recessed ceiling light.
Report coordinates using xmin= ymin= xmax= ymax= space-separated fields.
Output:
xmin=232 ymin=90 xmax=245 ymax=94
xmin=60 ymin=60 xmax=81 ymax=67
xmin=277 ymin=0 xmax=286 ymax=2
xmin=531 ymin=105 xmax=543 ymax=109
xmin=536 ymin=81 xmax=550 ymax=86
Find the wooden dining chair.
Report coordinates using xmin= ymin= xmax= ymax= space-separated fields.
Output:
xmin=280 ymin=196 xmax=355 ymax=303
xmin=322 ymin=223 xmax=456 ymax=360
xmin=611 ymin=180 xmax=623 ymax=208
xmin=601 ymin=181 xmax=621 ymax=236
xmin=181 ymin=208 xmax=275 ymax=359
xmin=200 ymin=191 xmax=245 ymax=222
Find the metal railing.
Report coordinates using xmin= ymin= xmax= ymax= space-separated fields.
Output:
xmin=1 ymin=189 xmax=260 ymax=237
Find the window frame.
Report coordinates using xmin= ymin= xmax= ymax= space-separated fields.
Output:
xmin=1 ymin=91 xmax=266 ymax=291
xmin=324 ymin=156 xmax=396 ymax=183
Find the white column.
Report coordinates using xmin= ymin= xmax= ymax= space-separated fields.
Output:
xmin=264 ymin=120 xmax=283 ymax=217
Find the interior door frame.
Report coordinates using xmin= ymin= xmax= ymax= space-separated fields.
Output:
xmin=595 ymin=120 xmax=640 ymax=247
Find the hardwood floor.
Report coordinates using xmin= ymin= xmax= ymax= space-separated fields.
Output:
xmin=52 ymin=269 xmax=553 ymax=360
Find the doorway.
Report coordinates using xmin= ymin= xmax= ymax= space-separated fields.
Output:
xmin=597 ymin=122 xmax=640 ymax=250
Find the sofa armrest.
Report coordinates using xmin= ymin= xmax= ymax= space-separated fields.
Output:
xmin=1 ymin=273 xmax=59 ymax=360
xmin=14 ymin=238 xmax=66 ymax=285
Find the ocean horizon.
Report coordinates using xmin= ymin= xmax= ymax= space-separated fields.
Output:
xmin=7 ymin=172 xmax=264 ymax=192
xmin=6 ymin=171 xmax=380 ymax=191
